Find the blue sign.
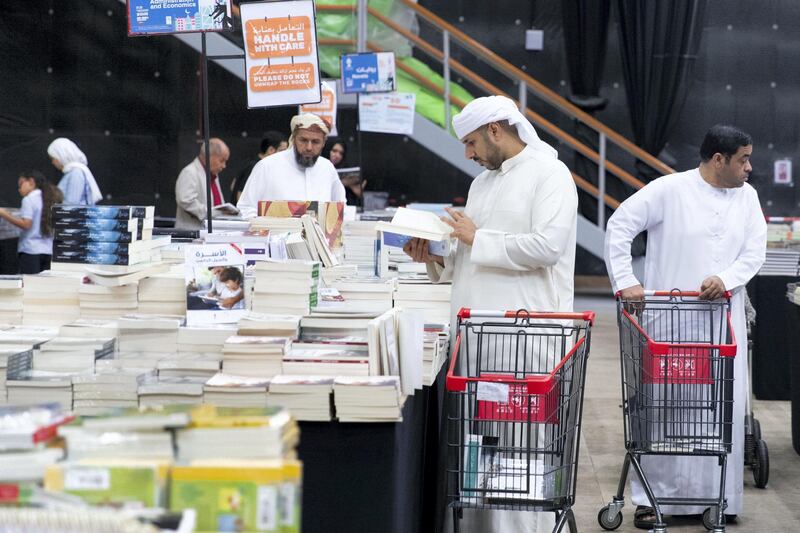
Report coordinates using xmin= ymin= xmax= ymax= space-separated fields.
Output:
xmin=127 ymin=0 xmax=233 ymax=36
xmin=341 ymin=52 xmax=396 ymax=94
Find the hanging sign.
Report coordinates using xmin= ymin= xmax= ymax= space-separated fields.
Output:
xmin=241 ymin=0 xmax=321 ymax=108
xmin=127 ymin=0 xmax=233 ymax=35
xmin=358 ymin=92 xmax=416 ymax=135
xmin=341 ymin=52 xmax=396 ymax=94
xmin=774 ymin=159 xmax=793 ymax=185
xmin=299 ymin=80 xmax=338 ymax=136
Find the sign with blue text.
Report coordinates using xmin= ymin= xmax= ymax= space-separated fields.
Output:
xmin=127 ymin=0 xmax=233 ymax=36
xmin=340 ymin=52 xmax=396 ymax=94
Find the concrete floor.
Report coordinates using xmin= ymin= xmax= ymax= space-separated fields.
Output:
xmin=571 ymin=296 xmax=800 ymax=533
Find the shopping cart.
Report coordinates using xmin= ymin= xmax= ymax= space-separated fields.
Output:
xmin=446 ymin=308 xmax=595 ymax=533
xmin=598 ymin=290 xmax=736 ymax=533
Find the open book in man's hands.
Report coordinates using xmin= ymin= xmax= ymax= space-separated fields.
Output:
xmin=375 ymin=207 xmax=453 ymax=242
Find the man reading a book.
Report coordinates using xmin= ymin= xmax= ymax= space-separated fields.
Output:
xmin=404 ymin=95 xmax=578 ymax=533
xmin=236 ymin=114 xmax=346 ymax=219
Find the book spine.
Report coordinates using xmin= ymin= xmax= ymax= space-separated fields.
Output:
xmin=54 ymin=229 xmax=137 ymax=243
xmin=51 ymin=206 xmax=152 ymax=220
xmin=54 ymin=241 xmax=137 ymax=255
xmin=52 ymin=251 xmax=149 ymax=265
xmin=54 ymin=217 xmax=145 ymax=232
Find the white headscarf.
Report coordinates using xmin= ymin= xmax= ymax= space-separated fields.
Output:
xmin=288 ymin=113 xmax=330 ymax=145
xmin=452 ymin=95 xmax=558 ymax=159
xmin=47 ymin=138 xmax=103 ymax=204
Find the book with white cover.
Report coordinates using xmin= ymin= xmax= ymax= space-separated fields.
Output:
xmin=374 ymin=207 xmax=453 ymax=242
xmin=204 ymin=372 xmax=270 ymax=391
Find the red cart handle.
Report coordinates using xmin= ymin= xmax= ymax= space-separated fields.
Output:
xmin=615 ymin=290 xmax=732 ymax=299
xmin=446 ymin=309 xmax=593 ymax=392
xmin=457 ymin=308 xmax=595 ymax=326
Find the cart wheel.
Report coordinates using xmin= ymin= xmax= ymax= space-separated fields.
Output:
xmin=702 ymin=507 xmax=718 ymax=530
xmin=752 ymin=417 xmax=762 ymax=442
xmin=597 ymin=506 xmax=623 ymax=531
xmin=753 ymin=438 xmax=769 ymax=488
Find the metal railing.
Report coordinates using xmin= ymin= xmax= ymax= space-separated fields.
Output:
xmin=315 ymin=1 xmax=676 ymax=230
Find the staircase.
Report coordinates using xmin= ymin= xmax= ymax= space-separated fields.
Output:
xmin=122 ymin=0 xmax=674 ymax=262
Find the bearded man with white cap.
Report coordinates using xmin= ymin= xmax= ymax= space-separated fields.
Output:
xmin=237 ymin=113 xmax=346 ymax=218
xmin=405 ymin=95 xmax=577 ymax=532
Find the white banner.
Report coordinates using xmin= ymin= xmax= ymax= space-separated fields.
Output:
xmin=241 ymin=0 xmax=321 ymax=108
xmin=358 ymin=92 xmax=416 ymax=135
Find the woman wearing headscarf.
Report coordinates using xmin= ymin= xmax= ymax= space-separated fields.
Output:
xmin=47 ymin=137 xmax=103 ymax=205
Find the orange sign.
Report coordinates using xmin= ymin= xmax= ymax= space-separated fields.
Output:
xmin=245 ymin=16 xmax=312 ymax=59
xmin=249 ymin=64 xmax=316 ymax=92
xmin=301 ymin=86 xmax=334 ymax=114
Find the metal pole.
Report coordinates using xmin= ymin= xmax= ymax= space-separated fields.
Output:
xmin=201 ymin=32 xmax=213 ymax=233
xmin=443 ymin=30 xmax=451 ymax=131
xmin=518 ymin=81 xmax=527 ymax=112
xmin=598 ymin=132 xmax=607 ymax=229
xmin=357 ymin=0 xmax=368 ymax=53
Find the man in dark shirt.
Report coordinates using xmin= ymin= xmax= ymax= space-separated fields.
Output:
xmin=230 ymin=131 xmax=288 ymax=202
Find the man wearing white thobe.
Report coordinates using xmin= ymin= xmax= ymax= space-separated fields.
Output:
xmin=405 ymin=95 xmax=578 ymax=533
xmin=604 ymin=124 xmax=767 ymax=527
xmin=237 ymin=113 xmax=346 ymax=219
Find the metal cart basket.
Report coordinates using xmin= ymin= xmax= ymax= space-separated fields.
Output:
xmin=446 ymin=308 xmax=595 ymax=533
xmin=598 ymin=290 xmax=737 ymax=533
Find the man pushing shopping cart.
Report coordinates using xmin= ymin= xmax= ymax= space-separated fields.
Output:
xmin=601 ymin=125 xmax=767 ymax=532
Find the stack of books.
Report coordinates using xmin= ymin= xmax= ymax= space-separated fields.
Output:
xmin=342 ymin=220 xmax=377 ymax=275
xmin=221 ymin=335 xmax=292 ymax=378
xmin=252 ymin=260 xmax=320 ymax=315
xmin=117 ymin=314 xmax=183 ymax=357
xmin=6 ymin=371 xmax=74 ymax=409
xmin=137 ymin=268 xmax=186 ymax=315
xmin=760 ymin=248 xmax=800 ymax=276
xmin=394 ymin=279 xmax=452 ymax=323
xmin=203 ymin=372 xmax=270 ymax=407
xmin=329 ymin=277 xmax=395 ymax=314
xmin=0 ymin=345 xmax=33 ymax=402
xmin=177 ymin=324 xmax=236 ymax=356
xmin=249 ymin=216 xmax=304 ymax=234
xmin=320 ymin=264 xmax=359 ymax=285
xmin=33 ymin=336 xmax=116 ymax=373
xmin=22 ymin=271 xmax=83 ymax=326
xmin=423 ymin=324 xmax=450 ymax=386
xmin=0 ymin=404 xmax=71 ymax=483
xmin=299 ymin=315 xmax=372 ymax=342
xmin=59 ymin=318 xmax=119 ymax=339
xmin=0 ymin=275 xmax=23 ymax=324
xmin=78 ymin=279 xmax=138 ymax=319
xmin=71 ymin=371 xmax=154 ymax=415
xmin=267 ymin=374 xmax=334 ymax=421
xmin=333 ymin=376 xmax=404 ymax=422
xmin=237 ymin=312 xmax=301 ymax=337
xmin=50 ymin=205 xmax=166 ymax=268
xmin=156 ymin=354 xmax=221 ymax=379
xmin=175 ymin=405 xmax=298 ymax=462
xmin=138 ymin=376 xmax=206 ymax=407
xmin=58 ymin=406 xmax=188 ymax=461
xmin=283 ymin=338 xmax=371 ymax=376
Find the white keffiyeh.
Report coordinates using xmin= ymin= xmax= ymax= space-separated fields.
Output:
xmin=452 ymin=95 xmax=557 ymax=159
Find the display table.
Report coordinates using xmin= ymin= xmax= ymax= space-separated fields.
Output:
xmin=747 ymin=276 xmax=794 ymax=400
xmin=297 ymin=366 xmax=447 ymax=533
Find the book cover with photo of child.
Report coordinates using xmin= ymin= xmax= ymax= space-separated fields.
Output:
xmin=184 ymin=244 xmax=247 ymax=326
